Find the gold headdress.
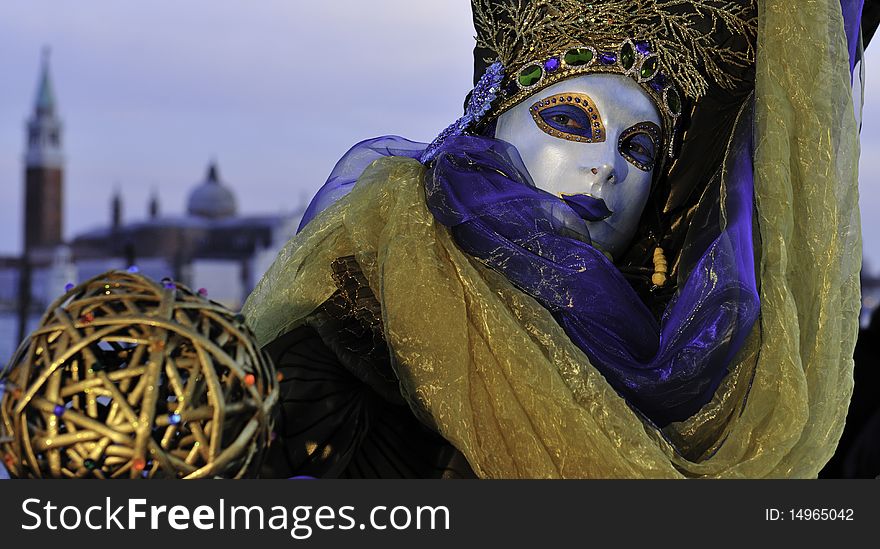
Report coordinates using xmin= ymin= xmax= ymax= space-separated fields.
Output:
xmin=473 ymin=0 xmax=757 ymax=154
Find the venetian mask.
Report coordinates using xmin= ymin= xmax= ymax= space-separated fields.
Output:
xmin=495 ymin=73 xmax=662 ymax=259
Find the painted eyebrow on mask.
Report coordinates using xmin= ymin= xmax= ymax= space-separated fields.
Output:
xmin=529 ymin=93 xmax=606 ymax=143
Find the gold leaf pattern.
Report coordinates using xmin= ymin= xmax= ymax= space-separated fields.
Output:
xmin=473 ymin=0 xmax=757 ymax=101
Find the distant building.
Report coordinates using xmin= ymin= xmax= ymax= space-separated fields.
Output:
xmin=0 ymin=51 xmax=302 ymax=324
xmin=24 ymin=49 xmax=64 ymax=257
xmin=0 ymin=50 xmax=74 ymax=323
xmin=72 ymin=161 xmax=301 ymax=308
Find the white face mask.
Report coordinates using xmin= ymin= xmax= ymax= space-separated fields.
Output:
xmin=495 ymin=73 xmax=662 ymax=259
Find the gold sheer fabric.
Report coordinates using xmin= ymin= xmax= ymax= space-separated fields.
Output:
xmin=242 ymin=0 xmax=861 ymax=478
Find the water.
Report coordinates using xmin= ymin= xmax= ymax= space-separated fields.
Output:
xmin=0 ymin=313 xmax=27 ymax=478
xmin=0 ymin=313 xmax=24 ymax=480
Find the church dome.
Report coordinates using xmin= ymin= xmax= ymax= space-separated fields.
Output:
xmin=187 ymin=162 xmax=237 ymax=219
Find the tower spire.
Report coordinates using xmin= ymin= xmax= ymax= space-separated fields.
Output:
xmin=23 ymin=47 xmax=65 ymax=253
xmin=111 ymin=185 xmax=123 ymax=229
xmin=207 ymin=159 xmax=219 ymax=183
xmin=149 ymin=187 xmax=160 ymax=219
xmin=35 ymin=46 xmax=57 ymax=116
xmin=26 ymin=47 xmax=63 ymax=170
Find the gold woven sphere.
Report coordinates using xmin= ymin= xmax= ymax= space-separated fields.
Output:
xmin=0 ymin=270 xmax=278 ymax=479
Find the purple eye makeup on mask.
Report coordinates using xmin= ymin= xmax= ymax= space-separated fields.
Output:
xmin=530 ymin=93 xmax=605 ymax=143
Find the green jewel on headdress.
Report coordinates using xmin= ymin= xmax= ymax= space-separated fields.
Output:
xmin=472 ymin=0 xmax=757 ymax=157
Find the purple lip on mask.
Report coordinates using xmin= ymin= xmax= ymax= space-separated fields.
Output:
xmin=561 ymin=194 xmax=613 ymax=221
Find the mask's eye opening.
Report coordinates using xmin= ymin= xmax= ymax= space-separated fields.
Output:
xmin=530 ymin=93 xmax=605 ymax=143
xmin=618 ymin=122 xmax=661 ymax=172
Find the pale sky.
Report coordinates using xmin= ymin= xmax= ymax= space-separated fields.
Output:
xmin=1 ymin=0 xmax=879 ymax=271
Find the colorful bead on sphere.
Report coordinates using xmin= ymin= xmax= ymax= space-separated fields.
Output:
xmin=127 ymin=265 xmax=139 ymax=273
xmin=169 ymin=413 xmax=182 ymax=426
xmin=53 ymin=404 xmax=65 ymax=417
xmin=132 ymin=457 xmax=146 ymax=472
xmin=244 ymin=374 xmax=256 ymax=387
xmin=198 ymin=288 xmax=208 ymax=297
xmin=64 ymin=282 xmax=75 ymax=292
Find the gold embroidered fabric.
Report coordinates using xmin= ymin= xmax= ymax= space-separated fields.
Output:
xmin=242 ymin=0 xmax=860 ymax=478
xmin=329 ymin=255 xmax=385 ymax=337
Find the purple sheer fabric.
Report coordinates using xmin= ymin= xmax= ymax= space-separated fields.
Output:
xmin=297 ymin=136 xmax=427 ymax=232
xmin=840 ymin=0 xmax=865 ymax=74
xmin=296 ymin=110 xmax=760 ymax=426
xmin=425 ymin=105 xmax=759 ymax=426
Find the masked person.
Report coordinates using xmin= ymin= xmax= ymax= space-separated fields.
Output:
xmin=245 ymin=0 xmax=865 ymax=478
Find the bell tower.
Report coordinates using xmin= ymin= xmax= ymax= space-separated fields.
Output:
xmin=23 ymin=48 xmax=64 ymax=255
